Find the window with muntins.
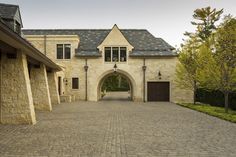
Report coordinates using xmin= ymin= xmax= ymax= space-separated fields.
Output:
xmin=112 ymin=47 xmax=119 ymax=62
xmin=72 ymin=78 xmax=79 ymax=89
xmin=57 ymin=44 xmax=71 ymax=59
xmin=105 ymin=47 xmax=111 ymax=62
xmin=120 ymin=47 xmax=127 ymax=62
xmin=104 ymin=47 xmax=127 ymax=62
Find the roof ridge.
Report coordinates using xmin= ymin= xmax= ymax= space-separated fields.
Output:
xmin=22 ymin=29 xmax=110 ymax=31
xmin=22 ymin=28 xmax=148 ymax=31
xmin=0 ymin=3 xmax=19 ymax=7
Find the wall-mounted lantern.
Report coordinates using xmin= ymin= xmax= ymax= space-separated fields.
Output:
xmin=84 ymin=65 xmax=89 ymax=72
xmin=142 ymin=65 xmax=146 ymax=71
xmin=113 ymin=63 xmax=117 ymax=73
xmin=158 ymin=71 xmax=162 ymax=79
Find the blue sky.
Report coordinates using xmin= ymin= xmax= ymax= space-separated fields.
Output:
xmin=1 ymin=0 xmax=235 ymax=47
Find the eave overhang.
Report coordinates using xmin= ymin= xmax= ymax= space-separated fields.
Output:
xmin=0 ymin=21 xmax=61 ymax=71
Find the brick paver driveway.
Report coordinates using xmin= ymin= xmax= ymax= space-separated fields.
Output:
xmin=1 ymin=101 xmax=236 ymax=157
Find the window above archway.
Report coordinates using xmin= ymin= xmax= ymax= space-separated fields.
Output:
xmin=104 ymin=47 xmax=127 ymax=62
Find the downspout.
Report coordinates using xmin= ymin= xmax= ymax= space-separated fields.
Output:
xmin=44 ymin=35 xmax=47 ymax=55
xmin=142 ymin=58 xmax=146 ymax=102
xmin=84 ymin=59 xmax=88 ymax=101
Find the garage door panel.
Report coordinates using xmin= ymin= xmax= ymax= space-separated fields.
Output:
xmin=147 ymin=82 xmax=170 ymax=101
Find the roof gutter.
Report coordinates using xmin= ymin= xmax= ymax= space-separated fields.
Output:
xmin=129 ymin=54 xmax=179 ymax=58
xmin=0 ymin=21 xmax=61 ymax=71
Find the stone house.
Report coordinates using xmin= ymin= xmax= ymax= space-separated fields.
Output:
xmin=0 ymin=3 xmax=61 ymax=124
xmin=23 ymin=25 xmax=193 ymax=103
xmin=0 ymin=3 xmax=193 ymax=125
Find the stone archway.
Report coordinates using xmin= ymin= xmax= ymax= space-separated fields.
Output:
xmin=97 ymin=69 xmax=137 ymax=101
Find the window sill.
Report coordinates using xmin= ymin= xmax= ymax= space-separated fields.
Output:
xmin=56 ymin=59 xmax=71 ymax=61
xmin=104 ymin=62 xmax=127 ymax=64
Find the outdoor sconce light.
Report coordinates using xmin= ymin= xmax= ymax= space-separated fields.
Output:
xmin=84 ymin=65 xmax=89 ymax=72
xmin=113 ymin=63 xmax=117 ymax=73
xmin=142 ymin=65 xmax=147 ymax=71
xmin=63 ymin=78 xmax=68 ymax=82
xmin=63 ymin=78 xmax=68 ymax=85
xmin=158 ymin=71 xmax=162 ymax=79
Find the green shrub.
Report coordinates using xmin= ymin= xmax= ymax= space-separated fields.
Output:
xmin=177 ymin=103 xmax=236 ymax=123
xmin=196 ymin=89 xmax=236 ymax=110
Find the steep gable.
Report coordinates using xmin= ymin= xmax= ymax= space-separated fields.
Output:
xmin=97 ymin=25 xmax=134 ymax=51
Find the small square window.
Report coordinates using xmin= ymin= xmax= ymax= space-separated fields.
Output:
xmin=57 ymin=44 xmax=71 ymax=59
xmin=72 ymin=78 xmax=79 ymax=89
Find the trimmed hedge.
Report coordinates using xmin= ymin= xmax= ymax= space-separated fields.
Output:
xmin=196 ymin=89 xmax=236 ymax=110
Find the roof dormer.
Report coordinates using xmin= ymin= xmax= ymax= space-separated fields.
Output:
xmin=0 ymin=3 xmax=23 ymax=35
xmin=97 ymin=24 xmax=134 ymax=52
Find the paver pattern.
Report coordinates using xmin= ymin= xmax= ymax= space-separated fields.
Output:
xmin=1 ymin=101 xmax=236 ymax=157
xmin=102 ymin=91 xmax=130 ymax=101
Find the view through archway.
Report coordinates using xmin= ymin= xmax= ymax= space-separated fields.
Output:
xmin=100 ymin=73 xmax=131 ymax=101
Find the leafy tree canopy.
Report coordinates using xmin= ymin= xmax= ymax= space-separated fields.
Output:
xmin=185 ymin=6 xmax=223 ymax=41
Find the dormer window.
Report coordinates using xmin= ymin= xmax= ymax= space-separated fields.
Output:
xmin=120 ymin=47 xmax=127 ymax=62
xmin=112 ymin=47 xmax=119 ymax=62
xmin=104 ymin=47 xmax=127 ymax=62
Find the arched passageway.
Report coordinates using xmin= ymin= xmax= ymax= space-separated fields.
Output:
xmin=97 ymin=70 xmax=136 ymax=101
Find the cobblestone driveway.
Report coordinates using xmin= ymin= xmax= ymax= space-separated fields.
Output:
xmin=1 ymin=101 xmax=236 ymax=157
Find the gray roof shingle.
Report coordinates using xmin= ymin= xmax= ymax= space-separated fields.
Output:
xmin=22 ymin=29 xmax=177 ymax=57
xmin=0 ymin=3 xmax=18 ymax=19
xmin=0 ymin=3 xmax=22 ymax=25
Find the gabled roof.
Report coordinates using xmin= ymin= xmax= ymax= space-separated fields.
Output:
xmin=23 ymin=28 xmax=177 ymax=57
xmin=0 ymin=3 xmax=23 ymax=26
xmin=97 ymin=24 xmax=134 ymax=50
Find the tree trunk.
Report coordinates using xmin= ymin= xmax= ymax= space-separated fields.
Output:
xmin=224 ymin=92 xmax=229 ymax=113
xmin=193 ymin=80 xmax=197 ymax=104
xmin=118 ymin=75 xmax=121 ymax=88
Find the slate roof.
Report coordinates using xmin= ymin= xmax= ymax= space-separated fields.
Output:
xmin=22 ymin=29 xmax=177 ymax=57
xmin=0 ymin=3 xmax=18 ymax=19
xmin=0 ymin=3 xmax=22 ymax=26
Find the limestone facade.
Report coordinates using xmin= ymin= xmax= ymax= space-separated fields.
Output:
xmin=47 ymin=71 xmax=60 ymax=105
xmin=0 ymin=51 xmax=36 ymax=124
xmin=0 ymin=3 xmax=62 ymax=125
xmin=25 ymin=26 xmax=193 ymax=103
xmin=26 ymin=35 xmax=84 ymax=101
xmin=30 ymin=63 xmax=52 ymax=111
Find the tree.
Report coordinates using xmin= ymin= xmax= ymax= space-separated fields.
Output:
xmin=185 ymin=6 xmax=223 ymax=41
xmin=102 ymin=74 xmax=129 ymax=91
xmin=176 ymin=36 xmax=200 ymax=104
xmin=198 ymin=16 xmax=236 ymax=113
xmin=177 ymin=7 xmax=223 ymax=104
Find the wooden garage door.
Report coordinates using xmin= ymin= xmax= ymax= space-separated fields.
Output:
xmin=147 ymin=82 xmax=170 ymax=101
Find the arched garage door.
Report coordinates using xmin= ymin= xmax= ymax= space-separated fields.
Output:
xmin=147 ymin=82 xmax=170 ymax=101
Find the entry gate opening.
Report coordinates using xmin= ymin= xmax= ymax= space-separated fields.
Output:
xmin=100 ymin=73 xmax=131 ymax=101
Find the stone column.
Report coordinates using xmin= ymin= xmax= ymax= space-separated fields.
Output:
xmin=47 ymin=71 xmax=60 ymax=105
xmin=1 ymin=52 xmax=36 ymax=124
xmin=30 ymin=63 xmax=52 ymax=111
